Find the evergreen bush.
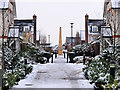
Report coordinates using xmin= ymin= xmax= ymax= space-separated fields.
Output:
xmin=83 ymin=47 xmax=120 ymax=88
xmin=2 ymin=46 xmax=33 ymax=89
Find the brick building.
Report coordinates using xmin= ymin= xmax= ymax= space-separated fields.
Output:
xmin=85 ymin=14 xmax=106 ymax=55
xmin=0 ymin=0 xmax=16 ymax=45
xmin=8 ymin=15 xmax=37 ymax=51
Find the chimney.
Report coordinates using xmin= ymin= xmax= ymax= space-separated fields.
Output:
xmin=85 ymin=14 xmax=89 ymax=44
xmin=33 ymin=14 xmax=37 ymax=44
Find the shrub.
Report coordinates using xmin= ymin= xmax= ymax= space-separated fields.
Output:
xmin=2 ymin=46 xmax=33 ymax=89
xmin=83 ymin=46 xmax=120 ymax=88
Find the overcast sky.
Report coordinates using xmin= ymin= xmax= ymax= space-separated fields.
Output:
xmin=16 ymin=0 xmax=104 ymax=46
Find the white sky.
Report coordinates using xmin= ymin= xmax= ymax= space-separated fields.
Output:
xmin=16 ymin=0 xmax=104 ymax=46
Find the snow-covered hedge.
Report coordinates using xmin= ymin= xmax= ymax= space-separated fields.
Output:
xmin=73 ymin=56 xmax=83 ymax=63
xmin=71 ymin=44 xmax=95 ymax=57
xmin=2 ymin=46 xmax=33 ymax=89
xmin=21 ymin=44 xmax=47 ymax=64
xmin=83 ymin=47 xmax=120 ymax=89
xmin=83 ymin=55 xmax=110 ymax=88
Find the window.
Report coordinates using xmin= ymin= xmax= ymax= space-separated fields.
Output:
xmin=92 ymin=26 xmax=98 ymax=33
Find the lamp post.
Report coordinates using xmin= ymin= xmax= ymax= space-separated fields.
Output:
xmin=48 ymin=35 xmax=50 ymax=43
xmin=70 ymin=23 xmax=74 ymax=47
xmin=110 ymin=59 xmax=115 ymax=83
xmin=83 ymin=49 xmax=86 ymax=64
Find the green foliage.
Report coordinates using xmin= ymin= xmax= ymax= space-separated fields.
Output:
xmin=2 ymin=44 xmax=49 ymax=89
xmin=83 ymin=46 xmax=120 ymax=88
xmin=21 ymin=44 xmax=47 ymax=64
xmin=2 ymin=46 xmax=33 ymax=89
xmin=102 ymin=77 xmax=119 ymax=89
xmin=72 ymin=43 xmax=91 ymax=52
xmin=83 ymin=55 xmax=110 ymax=88
xmin=25 ymin=64 xmax=33 ymax=75
xmin=71 ymin=43 xmax=95 ymax=57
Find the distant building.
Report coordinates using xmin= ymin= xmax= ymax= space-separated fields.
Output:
xmin=65 ymin=30 xmax=85 ymax=51
xmin=80 ymin=30 xmax=85 ymax=44
xmin=14 ymin=18 xmax=35 ymax=44
xmin=74 ymin=32 xmax=81 ymax=45
xmin=8 ymin=26 xmax=22 ymax=52
xmin=40 ymin=43 xmax=52 ymax=52
xmin=85 ymin=14 xmax=106 ymax=55
xmin=8 ymin=15 xmax=37 ymax=51
xmin=66 ymin=37 xmax=76 ymax=45
xmin=0 ymin=0 xmax=16 ymax=45
xmin=65 ymin=37 xmax=79 ymax=51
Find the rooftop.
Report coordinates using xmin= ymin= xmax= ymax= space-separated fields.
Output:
xmin=14 ymin=19 xmax=34 ymax=26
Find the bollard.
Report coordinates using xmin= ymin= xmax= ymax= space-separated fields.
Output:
xmin=47 ymin=57 xmax=49 ymax=62
xmin=43 ymin=52 xmax=50 ymax=63
xmin=110 ymin=59 xmax=115 ymax=84
xmin=24 ymin=58 xmax=27 ymax=65
xmin=51 ymin=54 xmax=53 ymax=63
xmin=69 ymin=52 xmax=76 ymax=63
xmin=67 ymin=53 xmax=68 ymax=63
xmin=83 ymin=54 xmax=85 ymax=64
xmin=64 ymin=52 xmax=66 ymax=58
xmin=24 ymin=58 xmax=27 ymax=75
xmin=55 ymin=53 xmax=57 ymax=58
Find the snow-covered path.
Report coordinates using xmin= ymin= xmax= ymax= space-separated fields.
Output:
xmin=13 ymin=55 xmax=93 ymax=89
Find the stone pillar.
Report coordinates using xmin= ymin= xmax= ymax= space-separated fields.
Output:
xmin=58 ymin=27 xmax=63 ymax=55
xmin=85 ymin=14 xmax=89 ymax=44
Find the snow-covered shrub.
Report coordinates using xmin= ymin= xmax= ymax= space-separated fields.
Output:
xmin=25 ymin=64 xmax=33 ymax=75
xmin=73 ymin=56 xmax=83 ymax=63
xmin=83 ymin=46 xmax=120 ymax=89
xmin=2 ymin=46 xmax=33 ymax=89
xmin=83 ymin=54 xmax=110 ymax=88
xmin=21 ymin=44 xmax=47 ymax=64
xmin=35 ymin=57 xmax=47 ymax=64
xmin=71 ymin=43 xmax=95 ymax=57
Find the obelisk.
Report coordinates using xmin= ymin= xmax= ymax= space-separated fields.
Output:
xmin=58 ymin=27 xmax=63 ymax=55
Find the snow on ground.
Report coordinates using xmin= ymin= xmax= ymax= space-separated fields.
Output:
xmin=13 ymin=55 xmax=93 ymax=88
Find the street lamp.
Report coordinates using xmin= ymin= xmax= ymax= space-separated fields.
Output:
xmin=48 ymin=35 xmax=50 ymax=43
xmin=110 ymin=59 xmax=115 ymax=83
xmin=70 ymin=23 xmax=74 ymax=47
